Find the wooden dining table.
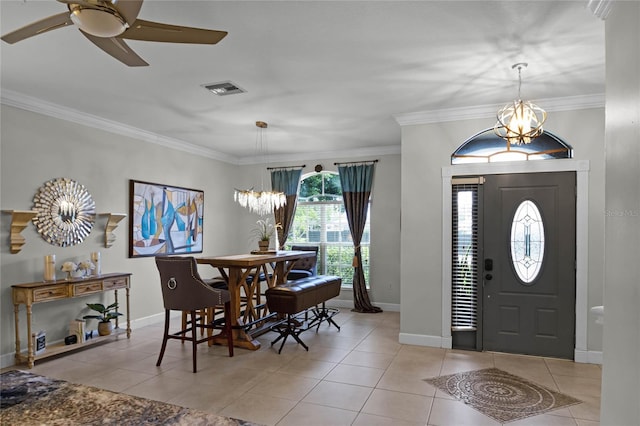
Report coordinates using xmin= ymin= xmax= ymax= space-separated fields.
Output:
xmin=196 ymin=250 xmax=315 ymax=350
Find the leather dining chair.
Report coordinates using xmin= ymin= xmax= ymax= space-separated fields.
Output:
xmin=155 ymin=256 xmax=233 ymax=373
xmin=288 ymin=245 xmax=319 ymax=280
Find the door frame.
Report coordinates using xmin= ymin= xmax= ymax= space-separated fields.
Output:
xmin=442 ymin=159 xmax=590 ymax=361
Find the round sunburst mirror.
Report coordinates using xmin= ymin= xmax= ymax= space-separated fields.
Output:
xmin=32 ymin=177 xmax=96 ymax=247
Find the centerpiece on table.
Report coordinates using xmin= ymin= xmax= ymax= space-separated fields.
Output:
xmin=251 ymin=218 xmax=280 ymax=251
xmin=77 ymin=260 xmax=95 ymax=278
xmin=60 ymin=261 xmax=77 ymax=280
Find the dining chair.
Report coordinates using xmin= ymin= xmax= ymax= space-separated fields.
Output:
xmin=181 ymin=275 xmax=228 ymax=338
xmin=288 ymin=245 xmax=319 ymax=280
xmin=155 ymin=256 xmax=233 ymax=373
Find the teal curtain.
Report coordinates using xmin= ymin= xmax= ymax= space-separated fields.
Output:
xmin=271 ymin=169 xmax=302 ymax=249
xmin=338 ymin=164 xmax=382 ymax=313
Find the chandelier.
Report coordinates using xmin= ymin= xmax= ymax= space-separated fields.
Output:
xmin=494 ymin=63 xmax=547 ymax=146
xmin=234 ymin=121 xmax=286 ymax=216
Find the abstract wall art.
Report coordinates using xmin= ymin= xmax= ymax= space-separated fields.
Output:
xmin=129 ymin=180 xmax=204 ymax=257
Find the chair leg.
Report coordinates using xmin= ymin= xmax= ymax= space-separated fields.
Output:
xmin=181 ymin=311 xmax=187 ymax=343
xmin=156 ymin=310 xmax=170 ymax=367
xmin=224 ymin=301 xmax=234 ymax=357
xmin=190 ymin=310 xmax=198 ymax=373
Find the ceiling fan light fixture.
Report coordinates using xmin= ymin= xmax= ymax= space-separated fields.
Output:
xmin=69 ymin=5 xmax=128 ymax=38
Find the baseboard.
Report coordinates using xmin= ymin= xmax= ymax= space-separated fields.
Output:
xmin=399 ymin=332 xmax=449 ymax=348
xmin=394 ymin=334 xmax=603 ymax=365
xmin=1 ymin=313 xmax=168 ymax=369
xmin=328 ymin=299 xmax=400 ymax=312
xmin=575 ymin=348 xmax=603 ymax=364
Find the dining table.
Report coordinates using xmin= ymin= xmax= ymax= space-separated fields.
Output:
xmin=196 ymin=250 xmax=315 ymax=350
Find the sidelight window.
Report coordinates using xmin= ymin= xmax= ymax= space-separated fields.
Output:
xmin=451 ymin=184 xmax=479 ymax=330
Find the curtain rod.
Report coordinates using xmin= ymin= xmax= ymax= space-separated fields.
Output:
xmin=266 ymin=164 xmax=306 ymax=170
xmin=333 ymin=159 xmax=379 ymax=166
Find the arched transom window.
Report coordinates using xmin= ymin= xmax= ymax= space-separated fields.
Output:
xmin=451 ymin=129 xmax=573 ymax=164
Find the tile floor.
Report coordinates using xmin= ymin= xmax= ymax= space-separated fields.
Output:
xmin=6 ymin=309 xmax=601 ymax=425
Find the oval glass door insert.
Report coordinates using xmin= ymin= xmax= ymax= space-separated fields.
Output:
xmin=510 ymin=200 xmax=545 ymax=284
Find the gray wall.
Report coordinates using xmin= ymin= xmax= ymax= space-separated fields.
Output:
xmin=600 ymin=2 xmax=640 ymax=424
xmin=399 ymin=108 xmax=606 ymax=356
xmin=0 ymin=104 xmax=401 ymax=366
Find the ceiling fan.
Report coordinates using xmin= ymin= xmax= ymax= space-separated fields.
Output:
xmin=1 ymin=0 xmax=227 ymax=66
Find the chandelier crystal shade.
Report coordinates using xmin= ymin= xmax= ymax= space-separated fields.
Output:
xmin=234 ymin=121 xmax=286 ymax=216
xmin=494 ymin=63 xmax=547 ymax=146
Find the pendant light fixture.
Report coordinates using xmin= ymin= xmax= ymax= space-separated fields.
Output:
xmin=494 ymin=63 xmax=547 ymax=146
xmin=234 ymin=121 xmax=286 ymax=216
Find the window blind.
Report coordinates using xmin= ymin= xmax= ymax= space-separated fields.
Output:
xmin=452 ymin=184 xmax=478 ymax=330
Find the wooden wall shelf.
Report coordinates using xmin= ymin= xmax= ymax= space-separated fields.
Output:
xmin=100 ymin=213 xmax=127 ymax=248
xmin=2 ymin=210 xmax=37 ymax=254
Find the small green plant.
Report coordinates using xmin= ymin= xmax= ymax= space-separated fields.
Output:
xmin=83 ymin=302 xmax=122 ymax=323
xmin=251 ymin=218 xmax=281 ymax=241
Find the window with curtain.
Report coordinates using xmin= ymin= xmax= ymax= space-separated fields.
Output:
xmin=286 ymin=171 xmax=370 ymax=287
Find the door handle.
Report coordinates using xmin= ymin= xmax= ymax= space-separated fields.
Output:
xmin=485 ymin=273 xmax=493 ymax=280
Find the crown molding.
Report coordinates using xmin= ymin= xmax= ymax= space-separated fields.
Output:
xmin=0 ymin=89 xmax=240 ymax=164
xmin=1 ymin=89 xmax=401 ymax=165
xmin=587 ymin=0 xmax=614 ymax=20
xmin=394 ymin=93 xmax=605 ymax=126
xmin=236 ymin=145 xmax=401 ymax=166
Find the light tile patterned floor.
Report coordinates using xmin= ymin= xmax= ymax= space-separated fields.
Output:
xmin=5 ymin=309 xmax=601 ymax=425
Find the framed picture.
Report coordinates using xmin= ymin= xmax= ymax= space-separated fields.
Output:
xmin=129 ymin=180 xmax=204 ymax=258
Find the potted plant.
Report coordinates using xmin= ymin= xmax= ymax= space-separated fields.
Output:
xmin=83 ymin=302 xmax=122 ymax=336
xmin=251 ymin=218 xmax=280 ymax=251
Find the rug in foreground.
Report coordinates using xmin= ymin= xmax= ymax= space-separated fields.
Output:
xmin=0 ymin=370 xmax=261 ymax=425
xmin=425 ymin=367 xmax=582 ymax=423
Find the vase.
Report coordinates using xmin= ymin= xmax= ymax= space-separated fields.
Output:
xmin=44 ymin=255 xmax=56 ymax=281
xmin=97 ymin=322 xmax=113 ymax=336
xmin=258 ymin=240 xmax=270 ymax=251
xmin=91 ymin=251 xmax=101 ymax=276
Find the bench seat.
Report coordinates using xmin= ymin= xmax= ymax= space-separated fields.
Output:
xmin=265 ymin=275 xmax=341 ymax=353
xmin=266 ymin=275 xmax=341 ymax=314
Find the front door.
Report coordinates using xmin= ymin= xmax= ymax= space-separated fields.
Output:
xmin=482 ymin=172 xmax=576 ymax=359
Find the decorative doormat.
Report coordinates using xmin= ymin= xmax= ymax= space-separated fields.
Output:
xmin=425 ymin=368 xmax=582 ymax=423
xmin=0 ymin=370 xmax=261 ymax=425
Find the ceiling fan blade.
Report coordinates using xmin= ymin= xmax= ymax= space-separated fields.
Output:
xmin=1 ymin=12 xmax=73 ymax=44
xmin=79 ymin=30 xmax=148 ymax=66
xmin=121 ymin=19 xmax=227 ymax=44
xmin=112 ymin=0 xmax=144 ymax=26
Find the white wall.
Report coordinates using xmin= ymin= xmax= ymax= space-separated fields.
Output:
xmin=0 ymin=104 xmax=402 ymax=366
xmin=600 ymin=1 xmax=640 ymax=424
xmin=399 ymin=109 xmax=606 ymax=356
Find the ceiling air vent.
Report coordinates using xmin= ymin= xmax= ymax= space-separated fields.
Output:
xmin=202 ymin=81 xmax=246 ymax=96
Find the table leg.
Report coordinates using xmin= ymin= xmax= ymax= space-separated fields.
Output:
xmin=26 ymin=304 xmax=34 ymax=368
xmin=114 ymin=289 xmax=119 ymax=329
xmin=125 ymin=286 xmax=131 ymax=338
xmin=14 ymin=304 xmax=20 ymax=363
xmin=211 ymin=267 xmax=261 ymax=350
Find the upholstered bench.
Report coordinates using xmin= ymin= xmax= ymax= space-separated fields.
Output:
xmin=265 ymin=275 xmax=341 ymax=353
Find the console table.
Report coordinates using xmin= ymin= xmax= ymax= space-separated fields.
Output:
xmin=12 ymin=272 xmax=131 ymax=368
